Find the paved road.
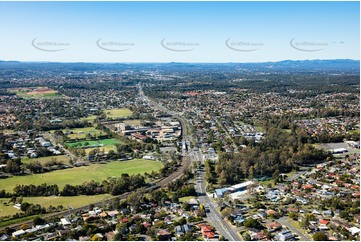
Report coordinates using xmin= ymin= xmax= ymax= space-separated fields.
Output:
xmin=195 ymin=149 xmax=243 ymax=241
xmin=277 ymin=217 xmax=311 ymax=241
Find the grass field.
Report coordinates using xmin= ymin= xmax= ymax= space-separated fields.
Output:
xmin=63 ymin=127 xmax=106 ymax=139
xmin=1 ymin=159 xmax=163 ymax=192
xmin=0 ymin=199 xmax=21 ymax=217
xmin=65 ymin=138 xmax=119 ymax=148
xmin=104 ymin=108 xmax=133 ymax=118
xmin=0 ymin=194 xmax=112 ymax=218
xmin=21 ymin=155 xmax=70 ymax=165
xmin=80 ymin=115 xmax=98 ymax=122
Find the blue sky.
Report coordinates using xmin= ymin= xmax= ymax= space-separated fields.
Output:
xmin=0 ymin=1 xmax=359 ymax=62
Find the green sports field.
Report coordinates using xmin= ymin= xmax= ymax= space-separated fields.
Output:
xmin=65 ymin=138 xmax=119 ymax=148
xmin=1 ymin=159 xmax=163 ymax=192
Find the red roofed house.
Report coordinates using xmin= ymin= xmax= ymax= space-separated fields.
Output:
xmin=266 ymin=221 xmax=282 ymax=232
xmin=120 ymin=218 xmax=129 ymax=223
xmin=266 ymin=209 xmax=278 ymax=216
xmin=199 ymin=224 xmax=216 ymax=240
xmin=302 ymin=184 xmax=313 ymax=190
xmin=250 ymin=231 xmax=267 ymax=241
xmin=156 ymin=229 xmax=172 ymax=241
xmin=287 ymin=207 xmax=299 ymax=213
xmin=319 ymin=219 xmax=329 ymax=225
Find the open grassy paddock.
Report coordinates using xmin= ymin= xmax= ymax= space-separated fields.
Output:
xmin=104 ymin=108 xmax=133 ymax=118
xmin=1 ymin=159 xmax=163 ymax=192
xmin=0 ymin=194 xmax=112 ymax=217
xmin=62 ymin=127 xmax=106 ymax=139
xmin=21 ymin=155 xmax=70 ymax=165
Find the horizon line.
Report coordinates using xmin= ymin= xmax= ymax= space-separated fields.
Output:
xmin=1 ymin=58 xmax=360 ymax=65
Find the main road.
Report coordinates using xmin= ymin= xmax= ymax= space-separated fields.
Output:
xmin=194 ymin=148 xmax=243 ymax=241
xmin=138 ymin=83 xmax=242 ymax=241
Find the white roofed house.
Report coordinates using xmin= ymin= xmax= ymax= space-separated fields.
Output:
xmin=60 ymin=218 xmax=71 ymax=226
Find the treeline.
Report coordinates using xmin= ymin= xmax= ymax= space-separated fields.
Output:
xmin=0 ymin=174 xmax=146 ymax=198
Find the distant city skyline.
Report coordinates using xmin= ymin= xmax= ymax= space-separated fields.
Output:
xmin=0 ymin=1 xmax=359 ymax=63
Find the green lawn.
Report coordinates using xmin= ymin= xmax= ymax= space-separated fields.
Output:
xmin=25 ymin=194 xmax=113 ymax=209
xmin=1 ymin=159 xmax=163 ymax=192
xmin=0 ymin=199 xmax=21 ymax=217
xmin=0 ymin=195 xmax=112 ymax=217
xmin=104 ymin=108 xmax=133 ymax=118
xmin=63 ymin=127 xmax=106 ymax=139
xmin=65 ymin=138 xmax=119 ymax=148
xmin=21 ymin=155 xmax=70 ymax=165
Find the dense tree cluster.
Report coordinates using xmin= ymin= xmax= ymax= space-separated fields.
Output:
xmin=14 ymin=183 xmax=59 ymax=197
xmin=208 ymin=125 xmax=330 ymax=187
